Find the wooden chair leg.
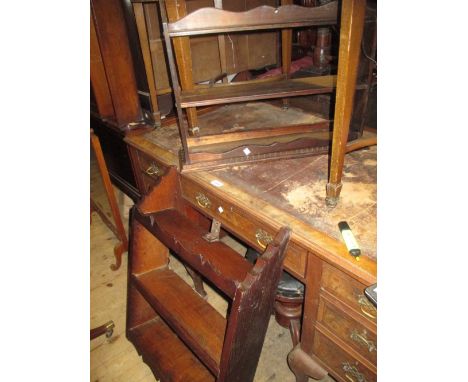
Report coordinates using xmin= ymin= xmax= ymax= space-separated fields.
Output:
xmin=111 ymin=241 xmax=126 ymax=271
xmin=91 ymin=130 xmax=129 ymax=270
xmin=90 ymin=320 xmax=115 ymax=340
xmin=326 ymin=0 xmax=366 ymax=207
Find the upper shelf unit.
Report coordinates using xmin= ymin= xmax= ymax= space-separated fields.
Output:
xmin=159 ymin=0 xmax=375 ymax=173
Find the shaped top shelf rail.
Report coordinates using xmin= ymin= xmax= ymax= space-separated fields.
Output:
xmin=166 ymin=2 xmax=338 ymax=37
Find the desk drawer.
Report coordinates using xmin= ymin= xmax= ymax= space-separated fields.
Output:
xmin=321 ymin=264 xmax=377 ymax=324
xmin=181 ymin=177 xmax=306 ymax=279
xmin=137 ymin=151 xmax=168 ymax=181
xmin=141 ymin=173 xmax=159 ymax=195
xmin=133 ymin=151 xmax=170 ymax=196
xmin=313 ymin=330 xmax=376 ymax=382
xmin=317 ymin=296 xmax=377 ymax=365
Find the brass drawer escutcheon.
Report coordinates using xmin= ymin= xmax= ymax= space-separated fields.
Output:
xmin=145 ymin=162 xmax=163 ymax=177
xmin=195 ymin=192 xmax=212 ymax=208
xmin=255 ymin=229 xmax=273 ymax=249
xmin=342 ymin=362 xmax=367 ymax=382
xmin=350 ymin=329 xmax=376 ymax=353
xmin=357 ymin=295 xmax=377 ymax=319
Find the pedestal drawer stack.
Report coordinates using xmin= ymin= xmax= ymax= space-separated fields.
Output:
xmin=314 ymin=263 xmax=377 ymax=382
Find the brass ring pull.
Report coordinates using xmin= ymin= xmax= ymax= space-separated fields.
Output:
xmin=342 ymin=362 xmax=367 ymax=382
xmin=255 ymin=229 xmax=273 ymax=249
xmin=357 ymin=294 xmax=377 ymax=319
xmin=350 ymin=329 xmax=376 ymax=353
xmin=145 ymin=162 xmax=162 ymax=176
xmin=195 ymin=192 xmax=211 ymax=208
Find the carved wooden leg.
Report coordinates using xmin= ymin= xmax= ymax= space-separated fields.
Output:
xmin=326 ymin=0 xmax=366 ymax=207
xmin=288 ymin=344 xmax=327 ymax=382
xmin=91 ymin=130 xmax=129 ymax=269
xmin=184 ymin=265 xmax=207 ymax=299
xmin=111 ymin=241 xmax=126 ymax=271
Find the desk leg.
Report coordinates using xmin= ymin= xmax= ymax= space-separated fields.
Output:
xmin=288 ymin=344 xmax=327 ymax=382
xmin=287 ymin=255 xmax=326 ymax=381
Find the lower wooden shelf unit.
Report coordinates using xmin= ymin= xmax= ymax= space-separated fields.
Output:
xmin=133 ymin=268 xmax=226 ymax=374
xmin=128 ymin=317 xmax=215 ymax=382
xmin=126 ymin=167 xmax=292 ymax=382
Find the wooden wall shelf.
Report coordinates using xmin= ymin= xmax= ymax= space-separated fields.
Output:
xmin=127 ymin=167 xmax=292 ymax=381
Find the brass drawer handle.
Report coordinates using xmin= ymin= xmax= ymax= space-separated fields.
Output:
xmin=195 ymin=192 xmax=211 ymax=208
xmin=350 ymin=329 xmax=376 ymax=353
xmin=357 ymin=294 xmax=377 ymax=319
xmin=145 ymin=162 xmax=162 ymax=176
xmin=255 ymin=229 xmax=273 ymax=249
xmin=342 ymin=362 xmax=367 ymax=382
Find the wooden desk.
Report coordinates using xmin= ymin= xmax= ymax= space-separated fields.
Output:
xmin=126 ymin=124 xmax=377 ymax=382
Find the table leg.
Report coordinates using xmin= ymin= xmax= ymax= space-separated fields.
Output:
xmin=326 ymin=0 xmax=366 ymax=207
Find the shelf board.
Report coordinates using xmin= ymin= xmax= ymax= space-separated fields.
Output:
xmin=134 ymin=208 xmax=252 ymax=298
xmin=133 ymin=268 xmax=226 ymax=375
xmin=128 ymin=317 xmax=215 ymax=382
xmin=187 ymin=121 xmax=331 ymax=147
xmin=180 ymin=75 xmax=336 ymax=108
